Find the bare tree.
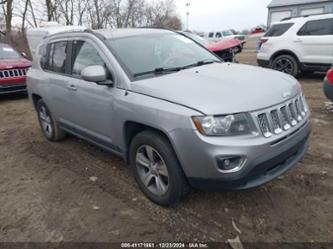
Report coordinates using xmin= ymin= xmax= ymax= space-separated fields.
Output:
xmin=58 ymin=0 xmax=74 ymax=25
xmin=77 ymin=0 xmax=88 ymax=26
xmin=1 ymin=0 xmax=13 ymax=38
xmin=21 ymin=0 xmax=29 ymax=32
xmin=143 ymin=0 xmax=181 ymax=29
xmin=3 ymin=0 xmax=182 ymax=33
xmin=85 ymin=0 xmax=109 ymax=29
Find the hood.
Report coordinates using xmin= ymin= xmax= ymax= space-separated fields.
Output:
xmin=0 ymin=58 xmax=32 ymax=70
xmin=207 ymin=39 xmax=242 ymax=52
xmin=131 ymin=63 xmax=301 ymax=115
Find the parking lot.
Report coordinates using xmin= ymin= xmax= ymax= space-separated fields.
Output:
xmin=0 ymin=37 xmax=332 ymax=243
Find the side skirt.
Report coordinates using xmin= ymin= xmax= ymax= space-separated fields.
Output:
xmin=59 ymin=122 xmax=127 ymax=161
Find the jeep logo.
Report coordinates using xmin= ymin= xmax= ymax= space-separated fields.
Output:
xmin=282 ymin=92 xmax=291 ymax=99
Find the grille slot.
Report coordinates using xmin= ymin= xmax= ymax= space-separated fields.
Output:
xmin=288 ymin=102 xmax=298 ymax=126
xmin=0 ymin=69 xmax=27 ymax=79
xmin=280 ymin=106 xmax=291 ymax=130
xmin=270 ymin=110 xmax=282 ymax=134
xmin=256 ymin=95 xmax=309 ymax=138
xmin=258 ymin=113 xmax=272 ymax=138
xmin=294 ymin=99 xmax=303 ymax=121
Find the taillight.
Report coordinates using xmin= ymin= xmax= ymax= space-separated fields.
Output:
xmin=258 ymin=39 xmax=268 ymax=50
xmin=327 ymin=68 xmax=333 ymax=84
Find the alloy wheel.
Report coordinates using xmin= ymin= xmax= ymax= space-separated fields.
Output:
xmin=39 ymin=106 xmax=53 ymax=138
xmin=273 ymin=57 xmax=294 ymax=74
xmin=135 ymin=145 xmax=169 ymax=196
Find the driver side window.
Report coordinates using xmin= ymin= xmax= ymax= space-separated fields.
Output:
xmin=71 ymin=40 xmax=106 ymax=77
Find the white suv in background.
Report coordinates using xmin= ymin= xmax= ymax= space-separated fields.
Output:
xmin=257 ymin=13 xmax=333 ymax=76
xmin=207 ymin=30 xmax=246 ymax=42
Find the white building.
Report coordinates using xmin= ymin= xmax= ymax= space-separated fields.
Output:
xmin=267 ymin=0 xmax=333 ymax=26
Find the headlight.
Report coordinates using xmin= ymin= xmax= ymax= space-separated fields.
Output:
xmin=192 ymin=113 xmax=254 ymax=136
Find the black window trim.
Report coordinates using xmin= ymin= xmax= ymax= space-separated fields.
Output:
xmin=42 ymin=37 xmax=117 ymax=85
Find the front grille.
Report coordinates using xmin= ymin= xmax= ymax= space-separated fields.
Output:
xmin=256 ymin=95 xmax=308 ymax=138
xmin=0 ymin=68 xmax=28 ymax=79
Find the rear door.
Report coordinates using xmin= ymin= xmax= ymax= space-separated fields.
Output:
xmin=44 ymin=40 xmax=73 ymax=120
xmin=295 ymin=17 xmax=333 ymax=64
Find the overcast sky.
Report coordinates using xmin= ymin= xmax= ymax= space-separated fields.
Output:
xmin=176 ymin=0 xmax=272 ymax=31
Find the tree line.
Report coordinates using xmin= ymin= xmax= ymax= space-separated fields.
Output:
xmin=0 ymin=0 xmax=182 ymax=39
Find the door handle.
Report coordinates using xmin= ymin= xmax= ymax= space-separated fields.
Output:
xmin=294 ymin=38 xmax=303 ymax=43
xmin=67 ymin=84 xmax=77 ymax=91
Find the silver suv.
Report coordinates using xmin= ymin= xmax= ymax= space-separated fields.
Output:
xmin=27 ymin=29 xmax=311 ymax=206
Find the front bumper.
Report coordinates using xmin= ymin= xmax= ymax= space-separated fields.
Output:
xmin=170 ymin=118 xmax=311 ymax=190
xmin=257 ymin=59 xmax=270 ymax=68
xmin=323 ymin=78 xmax=333 ymax=101
xmin=0 ymin=84 xmax=27 ymax=95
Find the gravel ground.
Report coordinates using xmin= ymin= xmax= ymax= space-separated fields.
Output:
xmin=0 ymin=37 xmax=332 ymax=244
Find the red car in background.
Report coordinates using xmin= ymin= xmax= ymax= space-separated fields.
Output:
xmin=179 ymin=31 xmax=245 ymax=62
xmin=0 ymin=43 xmax=32 ymax=95
xmin=323 ymin=67 xmax=333 ymax=102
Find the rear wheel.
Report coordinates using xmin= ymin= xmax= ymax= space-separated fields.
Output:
xmin=129 ymin=131 xmax=190 ymax=206
xmin=36 ymin=99 xmax=66 ymax=141
xmin=271 ymin=54 xmax=299 ymax=77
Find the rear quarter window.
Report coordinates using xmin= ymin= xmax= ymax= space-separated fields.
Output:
xmin=297 ymin=18 xmax=333 ymax=36
xmin=39 ymin=44 xmax=48 ymax=70
xmin=264 ymin=23 xmax=294 ymax=37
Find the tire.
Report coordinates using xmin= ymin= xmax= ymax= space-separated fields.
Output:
xmin=270 ymin=54 xmax=299 ymax=77
xmin=129 ymin=130 xmax=190 ymax=206
xmin=36 ymin=99 xmax=66 ymax=142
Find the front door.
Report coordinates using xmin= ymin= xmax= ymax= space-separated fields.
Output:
xmin=296 ymin=17 xmax=333 ymax=65
xmin=63 ymin=40 xmax=115 ymax=144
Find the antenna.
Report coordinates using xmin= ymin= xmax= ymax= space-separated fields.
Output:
xmin=186 ymin=1 xmax=191 ymax=30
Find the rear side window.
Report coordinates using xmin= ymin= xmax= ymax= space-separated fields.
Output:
xmin=47 ymin=41 xmax=68 ymax=73
xmin=264 ymin=23 xmax=294 ymax=37
xmin=298 ymin=18 xmax=333 ymax=36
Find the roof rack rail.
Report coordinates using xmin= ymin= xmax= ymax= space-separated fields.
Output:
xmin=85 ymin=29 xmax=108 ymax=41
xmin=281 ymin=12 xmax=332 ymax=21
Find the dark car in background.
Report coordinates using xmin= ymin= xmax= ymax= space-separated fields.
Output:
xmin=0 ymin=43 xmax=32 ymax=95
xmin=324 ymin=68 xmax=333 ymax=102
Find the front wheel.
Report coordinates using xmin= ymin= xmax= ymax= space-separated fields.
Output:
xmin=129 ymin=131 xmax=190 ymax=206
xmin=36 ymin=99 xmax=66 ymax=142
xmin=271 ymin=55 xmax=299 ymax=77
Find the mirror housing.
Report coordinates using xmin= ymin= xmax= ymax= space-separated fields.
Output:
xmin=81 ymin=65 xmax=113 ymax=86
xmin=21 ymin=52 xmax=27 ymax=58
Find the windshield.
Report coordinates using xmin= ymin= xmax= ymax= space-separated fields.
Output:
xmin=108 ymin=33 xmax=219 ymax=78
xmin=181 ymin=32 xmax=210 ymax=46
xmin=0 ymin=46 xmax=21 ymax=59
xmin=222 ymin=30 xmax=234 ymax=36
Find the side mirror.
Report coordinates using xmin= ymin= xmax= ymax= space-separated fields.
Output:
xmin=21 ymin=52 xmax=27 ymax=58
xmin=81 ymin=65 xmax=114 ymax=86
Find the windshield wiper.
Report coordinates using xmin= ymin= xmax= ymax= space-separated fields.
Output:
xmin=134 ymin=67 xmax=183 ymax=78
xmin=133 ymin=59 xmax=221 ymax=78
xmin=182 ymin=59 xmax=221 ymax=70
